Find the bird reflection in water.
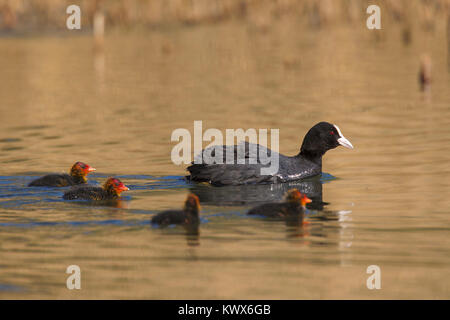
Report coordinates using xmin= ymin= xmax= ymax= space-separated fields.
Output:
xmin=185 ymin=223 xmax=200 ymax=247
xmin=189 ymin=176 xmax=327 ymax=210
xmin=70 ymin=198 xmax=129 ymax=210
xmin=188 ymin=177 xmax=353 ymax=247
xmin=285 ymin=216 xmax=310 ymax=239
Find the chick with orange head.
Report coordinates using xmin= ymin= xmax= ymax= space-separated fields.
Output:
xmin=151 ymin=194 xmax=200 ymax=227
xmin=63 ymin=177 xmax=129 ymax=200
xmin=28 ymin=161 xmax=96 ymax=187
xmin=247 ymin=188 xmax=311 ymax=222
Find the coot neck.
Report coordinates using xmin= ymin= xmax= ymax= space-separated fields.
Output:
xmin=104 ymin=185 xmax=120 ymax=198
xmin=285 ymin=202 xmax=305 ymax=216
xmin=185 ymin=207 xmax=199 ymax=222
xmin=187 ymin=215 xmax=200 ymax=225
xmin=71 ymin=175 xmax=86 ymax=185
xmin=297 ymin=149 xmax=323 ymax=167
xmin=298 ymin=133 xmax=327 ymax=165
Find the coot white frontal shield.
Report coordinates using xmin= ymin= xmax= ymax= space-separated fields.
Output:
xmin=334 ymin=124 xmax=354 ymax=149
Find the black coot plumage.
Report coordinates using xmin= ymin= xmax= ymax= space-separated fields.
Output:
xmin=63 ymin=177 xmax=129 ymax=200
xmin=247 ymin=189 xmax=311 ymax=221
xmin=151 ymin=194 xmax=200 ymax=227
xmin=187 ymin=122 xmax=353 ymax=186
xmin=28 ymin=162 xmax=96 ymax=187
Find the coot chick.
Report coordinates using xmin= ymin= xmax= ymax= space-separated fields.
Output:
xmin=247 ymin=189 xmax=311 ymax=220
xmin=63 ymin=177 xmax=129 ymax=200
xmin=151 ymin=194 xmax=200 ymax=227
xmin=187 ymin=122 xmax=353 ymax=186
xmin=28 ymin=162 xmax=96 ymax=187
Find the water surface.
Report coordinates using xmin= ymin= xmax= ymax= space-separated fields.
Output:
xmin=0 ymin=21 xmax=450 ymax=299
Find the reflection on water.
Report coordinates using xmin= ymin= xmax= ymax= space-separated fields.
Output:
xmin=189 ymin=174 xmax=330 ymax=211
xmin=0 ymin=21 xmax=450 ymax=299
xmin=69 ymin=198 xmax=129 ymax=209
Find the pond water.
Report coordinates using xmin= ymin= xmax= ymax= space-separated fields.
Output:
xmin=0 ymin=21 xmax=449 ymax=299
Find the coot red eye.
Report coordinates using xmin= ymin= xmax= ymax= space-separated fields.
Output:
xmin=330 ymin=131 xmax=334 ymax=135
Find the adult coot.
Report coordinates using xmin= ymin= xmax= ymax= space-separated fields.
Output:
xmin=63 ymin=177 xmax=129 ymax=200
xmin=28 ymin=162 xmax=96 ymax=187
xmin=151 ymin=194 xmax=200 ymax=227
xmin=187 ymin=122 xmax=353 ymax=186
xmin=247 ymin=189 xmax=311 ymax=220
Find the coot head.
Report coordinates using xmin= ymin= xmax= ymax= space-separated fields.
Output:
xmin=104 ymin=177 xmax=129 ymax=196
xmin=300 ymin=122 xmax=353 ymax=159
xmin=184 ymin=194 xmax=200 ymax=216
xmin=286 ymin=189 xmax=312 ymax=207
xmin=70 ymin=162 xmax=96 ymax=182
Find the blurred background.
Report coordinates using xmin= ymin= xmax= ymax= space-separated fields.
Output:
xmin=0 ymin=0 xmax=449 ymax=299
xmin=0 ymin=0 xmax=448 ymax=33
